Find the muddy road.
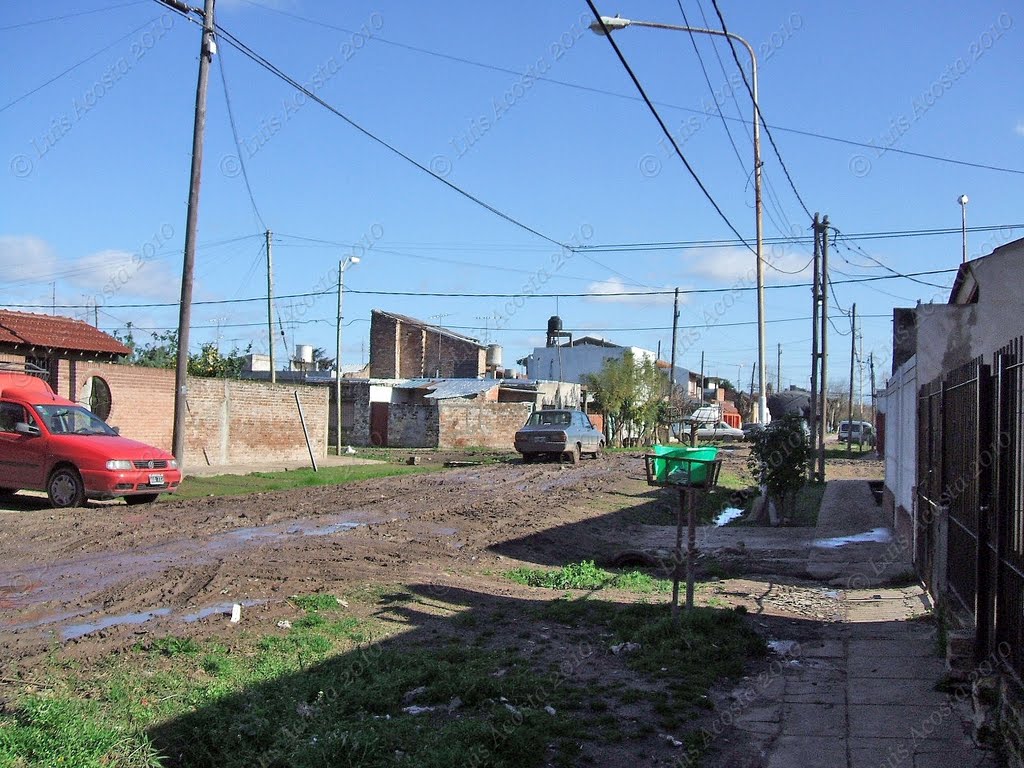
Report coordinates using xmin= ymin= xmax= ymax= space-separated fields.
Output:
xmin=0 ymin=454 xmax=670 ymax=662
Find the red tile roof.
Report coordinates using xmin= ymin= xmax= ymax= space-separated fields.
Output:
xmin=0 ymin=310 xmax=130 ymax=356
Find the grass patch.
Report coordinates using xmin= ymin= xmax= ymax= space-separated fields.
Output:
xmin=788 ymin=481 xmax=826 ymax=526
xmin=289 ymin=593 xmax=342 ymax=612
xmin=506 ymin=560 xmax=669 ymax=593
xmin=174 ymin=464 xmax=432 ymax=500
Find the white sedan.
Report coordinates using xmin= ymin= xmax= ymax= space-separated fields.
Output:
xmin=694 ymin=421 xmax=745 ymax=441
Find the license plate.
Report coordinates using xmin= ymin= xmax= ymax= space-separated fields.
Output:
xmin=533 ymin=435 xmax=549 ymax=442
xmin=149 ymin=474 xmax=165 ymax=486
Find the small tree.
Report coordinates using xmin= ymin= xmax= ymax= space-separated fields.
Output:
xmin=747 ymin=414 xmax=810 ymax=525
xmin=584 ymin=352 xmax=666 ymax=446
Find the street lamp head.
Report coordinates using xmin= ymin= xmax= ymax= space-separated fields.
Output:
xmin=958 ymin=194 xmax=969 ymax=206
xmin=589 ymin=15 xmax=631 ymax=35
xmin=350 ymin=256 xmax=361 ymax=264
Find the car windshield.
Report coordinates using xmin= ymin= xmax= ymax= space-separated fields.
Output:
xmin=527 ymin=411 xmax=570 ymax=426
xmin=34 ymin=405 xmax=117 ymax=436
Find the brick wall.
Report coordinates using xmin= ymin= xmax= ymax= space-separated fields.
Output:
xmin=369 ymin=311 xmax=484 ymax=379
xmin=369 ymin=312 xmax=400 ymax=378
xmin=437 ymin=400 xmax=533 ymax=449
xmin=54 ymin=362 xmax=327 ymax=469
xmin=387 ymin=402 xmax=438 ymax=448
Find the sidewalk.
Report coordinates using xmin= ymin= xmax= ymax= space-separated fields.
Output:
xmin=730 ymin=478 xmax=998 ymax=768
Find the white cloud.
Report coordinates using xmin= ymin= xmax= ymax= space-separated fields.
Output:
xmin=584 ymin=276 xmax=679 ymax=305
xmin=1016 ymin=120 xmax=1024 ymax=137
xmin=0 ymin=235 xmax=59 ymax=283
xmin=686 ymin=246 xmax=812 ymax=284
xmin=67 ymin=249 xmax=180 ymax=303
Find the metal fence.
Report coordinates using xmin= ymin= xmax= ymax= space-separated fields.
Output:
xmin=918 ymin=342 xmax=1023 ymax=680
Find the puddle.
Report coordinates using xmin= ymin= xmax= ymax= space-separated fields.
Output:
xmin=713 ymin=507 xmax=744 ymax=527
xmin=60 ymin=599 xmax=270 ymax=640
xmin=812 ymin=527 xmax=892 ymax=548
xmin=62 ymin=608 xmax=173 ymax=641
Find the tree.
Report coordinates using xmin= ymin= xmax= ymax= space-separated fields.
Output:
xmin=114 ymin=324 xmax=177 ymax=369
xmin=187 ymin=342 xmax=251 ymax=379
xmin=584 ymin=352 xmax=667 ymax=446
xmin=311 ymin=347 xmax=335 ymax=372
xmin=747 ymin=414 xmax=810 ymax=525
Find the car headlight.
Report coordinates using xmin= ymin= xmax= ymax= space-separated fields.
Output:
xmin=106 ymin=460 xmax=133 ymax=471
xmin=168 ymin=459 xmax=178 ymax=470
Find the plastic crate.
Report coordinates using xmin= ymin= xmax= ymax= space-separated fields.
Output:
xmin=645 ymin=445 xmax=721 ymax=487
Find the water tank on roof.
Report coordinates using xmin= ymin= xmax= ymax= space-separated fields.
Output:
xmin=295 ymin=344 xmax=314 ymax=364
xmin=486 ymin=344 xmax=503 ymax=368
xmin=547 ymin=315 xmax=563 ymax=335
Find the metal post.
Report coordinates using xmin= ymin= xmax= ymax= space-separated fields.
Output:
xmin=267 ymin=229 xmax=275 ymax=384
xmin=336 ymin=259 xmax=344 ymax=456
xmin=669 ymin=287 xmax=679 ymax=396
xmin=777 ymin=342 xmax=781 ymax=394
xmin=847 ymin=303 xmax=856 ymax=457
xmin=818 ymin=215 xmax=830 ymax=480
xmin=685 ymin=487 xmax=697 ymax=611
xmin=959 ymin=194 xmax=969 ymax=263
xmin=171 ymin=0 xmax=216 ymax=463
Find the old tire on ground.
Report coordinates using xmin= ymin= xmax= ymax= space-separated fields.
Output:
xmin=124 ymin=494 xmax=159 ymax=506
xmin=47 ymin=467 xmax=85 ymax=508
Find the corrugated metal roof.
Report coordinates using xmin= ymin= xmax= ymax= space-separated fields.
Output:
xmin=395 ymin=378 xmax=540 ymax=400
xmin=0 ymin=310 xmax=130 ymax=356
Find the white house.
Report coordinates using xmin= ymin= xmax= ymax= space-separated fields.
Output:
xmin=521 ymin=336 xmax=662 ymax=384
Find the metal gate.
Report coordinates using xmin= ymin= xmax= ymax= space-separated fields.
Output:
xmin=916 ymin=377 xmax=943 ymax=592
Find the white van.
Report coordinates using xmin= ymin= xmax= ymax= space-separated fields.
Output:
xmin=838 ymin=420 xmax=875 ymax=446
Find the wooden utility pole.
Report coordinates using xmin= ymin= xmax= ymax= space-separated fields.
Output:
xmin=847 ymin=302 xmax=856 ymax=457
xmin=809 ymin=213 xmax=820 ymax=480
xmin=170 ymin=0 xmax=216 ymax=464
xmin=669 ymin=288 xmax=679 ymax=397
xmin=869 ymin=351 xmax=876 ymax=424
xmin=776 ymin=342 xmax=782 ymax=393
xmin=266 ymin=229 xmax=275 ymax=384
xmin=818 ymin=215 xmax=830 ymax=480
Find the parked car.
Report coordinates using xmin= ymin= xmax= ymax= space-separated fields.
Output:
xmin=741 ymin=422 xmax=763 ymax=440
xmin=514 ymin=409 xmax=603 ymax=464
xmin=838 ymin=420 xmax=875 ymax=447
xmin=0 ymin=373 xmax=182 ymax=508
xmin=695 ymin=421 xmax=745 ymax=441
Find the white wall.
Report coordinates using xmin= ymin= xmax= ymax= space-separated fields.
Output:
xmin=882 ymin=356 xmax=918 ymax=558
xmin=524 ymin=343 xmax=656 ymax=384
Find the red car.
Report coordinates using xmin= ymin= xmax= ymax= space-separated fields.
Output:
xmin=0 ymin=373 xmax=181 ymax=508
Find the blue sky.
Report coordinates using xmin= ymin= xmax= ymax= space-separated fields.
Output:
xmin=2 ymin=0 xmax=1021 ymax=394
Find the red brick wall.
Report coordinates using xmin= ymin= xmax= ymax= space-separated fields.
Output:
xmin=55 ymin=362 xmax=327 ymax=469
xmin=437 ymin=400 xmax=533 ymax=449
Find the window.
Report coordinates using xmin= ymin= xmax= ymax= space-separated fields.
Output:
xmin=0 ymin=403 xmax=25 ymax=432
xmin=79 ymin=376 xmax=112 ymax=421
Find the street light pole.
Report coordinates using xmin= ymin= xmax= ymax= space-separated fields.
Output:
xmin=336 ymin=256 xmax=359 ymax=455
xmin=590 ymin=15 xmax=767 ymax=424
xmin=958 ymin=194 xmax=969 ymax=263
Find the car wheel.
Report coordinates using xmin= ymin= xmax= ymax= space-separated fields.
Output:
xmin=124 ymin=494 xmax=159 ymax=506
xmin=565 ymin=444 xmax=580 ymax=465
xmin=0 ymin=488 xmax=17 ymax=497
xmin=47 ymin=467 xmax=85 ymax=508
xmin=592 ymin=442 xmax=604 ymax=459
xmin=521 ymin=453 xmax=534 ymax=464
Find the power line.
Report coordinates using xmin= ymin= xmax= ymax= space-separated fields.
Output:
xmin=0 ymin=1 xmax=146 ymax=31
xmin=211 ymin=23 xmax=570 ymax=250
xmin=709 ymin=0 xmax=812 ymax=219
xmin=0 ymin=267 xmax=959 ymax=311
xmin=1 ymin=15 xmax=164 ymax=113
xmin=233 ymin=1 xmax=1024 ymax=178
xmin=585 ymin=1 xmax=754 ymax=253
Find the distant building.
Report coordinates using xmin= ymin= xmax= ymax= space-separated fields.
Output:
xmin=369 ymin=310 xmax=486 ymax=379
xmin=520 ymin=335 xmax=679 ymax=384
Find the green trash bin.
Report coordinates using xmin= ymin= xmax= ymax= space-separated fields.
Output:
xmin=648 ymin=445 xmax=719 ymax=486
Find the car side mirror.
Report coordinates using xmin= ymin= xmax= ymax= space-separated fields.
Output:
xmin=111 ymin=425 xmax=120 ymax=435
xmin=15 ymin=422 xmax=39 ymax=436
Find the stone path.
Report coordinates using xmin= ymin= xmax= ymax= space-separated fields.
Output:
xmin=727 ymin=479 xmax=1000 ymax=767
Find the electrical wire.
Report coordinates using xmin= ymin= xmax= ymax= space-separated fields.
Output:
xmin=215 ymin=34 xmax=267 ymax=230
xmin=234 ymin=1 xmax=1024 ymax=178
xmin=585 ymin=0 xmax=754 ymax=253
xmin=0 ymin=1 xmax=147 ymax=31
xmin=834 ymin=231 xmax=952 ymax=289
xmin=212 ymin=23 xmax=570 ymax=250
xmin=0 ymin=267 xmax=960 ymax=311
xmin=1 ymin=15 xmax=164 ymax=113
xmin=709 ymin=0 xmax=812 ymax=219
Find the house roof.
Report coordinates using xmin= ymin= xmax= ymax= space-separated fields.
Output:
xmin=0 ymin=310 xmax=130 ymax=356
xmin=396 ymin=377 xmax=539 ymax=400
xmin=561 ymin=336 xmax=621 ymax=348
xmin=372 ymin=309 xmax=485 ymax=348
xmin=948 ymin=235 xmax=1024 ymax=304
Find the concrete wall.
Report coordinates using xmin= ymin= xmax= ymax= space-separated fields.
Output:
xmin=437 ymin=400 xmax=533 ymax=449
xmin=524 ymin=344 xmax=658 ymax=384
xmin=881 ymin=357 xmax=918 ymax=560
xmin=387 ymin=402 xmax=438 ymax=448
